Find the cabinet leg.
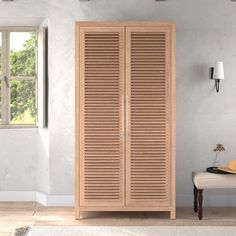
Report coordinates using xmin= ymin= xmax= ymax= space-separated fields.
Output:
xmin=194 ymin=185 xmax=198 ymax=212
xmin=198 ymin=189 xmax=203 ymax=220
xmin=75 ymin=210 xmax=81 ymax=220
xmin=170 ymin=209 xmax=176 ymax=220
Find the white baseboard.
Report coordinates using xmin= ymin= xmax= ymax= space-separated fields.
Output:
xmin=0 ymin=191 xmax=74 ymax=207
xmin=0 ymin=191 xmax=36 ymax=202
xmin=36 ymin=192 xmax=75 ymax=207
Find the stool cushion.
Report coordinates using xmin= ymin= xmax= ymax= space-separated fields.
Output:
xmin=192 ymin=171 xmax=236 ymax=189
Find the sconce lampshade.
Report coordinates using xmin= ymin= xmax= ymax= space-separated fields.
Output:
xmin=213 ymin=61 xmax=224 ymax=80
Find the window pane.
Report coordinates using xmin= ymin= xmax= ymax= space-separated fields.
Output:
xmin=0 ymin=81 xmax=2 ymax=123
xmin=10 ymin=80 xmax=36 ymax=124
xmin=0 ymin=32 xmax=2 ymax=77
xmin=10 ymin=32 xmax=36 ymax=77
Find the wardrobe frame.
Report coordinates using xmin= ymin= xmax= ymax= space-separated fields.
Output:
xmin=75 ymin=21 xmax=176 ymax=219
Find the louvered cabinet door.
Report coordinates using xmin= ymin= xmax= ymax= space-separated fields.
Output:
xmin=79 ymin=27 xmax=125 ymax=207
xmin=126 ymin=27 xmax=174 ymax=207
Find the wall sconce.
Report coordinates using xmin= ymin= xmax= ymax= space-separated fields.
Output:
xmin=211 ymin=61 xmax=224 ymax=93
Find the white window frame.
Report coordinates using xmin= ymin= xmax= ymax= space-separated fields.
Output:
xmin=0 ymin=27 xmax=38 ymax=128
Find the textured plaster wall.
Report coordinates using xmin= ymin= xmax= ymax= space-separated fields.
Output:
xmin=0 ymin=0 xmax=236 ymax=206
xmin=0 ymin=129 xmax=37 ymax=190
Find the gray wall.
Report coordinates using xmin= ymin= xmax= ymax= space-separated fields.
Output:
xmin=0 ymin=0 xmax=236 ymax=206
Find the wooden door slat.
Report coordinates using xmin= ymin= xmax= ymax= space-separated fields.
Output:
xmin=126 ymin=27 xmax=172 ymax=207
xmin=79 ymin=27 xmax=125 ymax=207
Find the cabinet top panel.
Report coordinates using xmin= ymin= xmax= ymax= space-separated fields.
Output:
xmin=76 ymin=21 xmax=175 ymax=28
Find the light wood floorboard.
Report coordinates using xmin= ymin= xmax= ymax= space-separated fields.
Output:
xmin=0 ymin=202 xmax=236 ymax=235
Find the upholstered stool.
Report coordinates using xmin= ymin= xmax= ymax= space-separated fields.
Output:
xmin=192 ymin=172 xmax=236 ymax=220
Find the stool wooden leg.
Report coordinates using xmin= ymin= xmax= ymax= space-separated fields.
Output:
xmin=198 ymin=189 xmax=203 ymax=220
xmin=193 ymin=185 xmax=198 ymax=212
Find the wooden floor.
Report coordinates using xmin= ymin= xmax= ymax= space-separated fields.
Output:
xmin=1 ymin=203 xmax=236 ymax=235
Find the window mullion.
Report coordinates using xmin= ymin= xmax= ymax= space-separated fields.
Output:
xmin=2 ymin=31 xmax=9 ymax=125
xmin=9 ymin=76 xmax=36 ymax=81
xmin=5 ymin=31 xmax=10 ymax=125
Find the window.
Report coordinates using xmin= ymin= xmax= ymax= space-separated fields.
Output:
xmin=0 ymin=28 xmax=38 ymax=127
xmin=0 ymin=32 xmax=2 ymax=123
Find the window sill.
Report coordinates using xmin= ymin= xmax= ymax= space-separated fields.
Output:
xmin=0 ymin=124 xmax=38 ymax=129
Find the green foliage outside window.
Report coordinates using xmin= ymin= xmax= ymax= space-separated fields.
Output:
xmin=0 ymin=46 xmax=2 ymax=76
xmin=10 ymin=80 xmax=36 ymax=124
xmin=0 ymin=82 xmax=1 ymax=122
xmin=0 ymin=42 xmax=2 ymax=122
xmin=10 ymin=33 xmax=36 ymax=77
xmin=10 ymin=33 xmax=36 ymax=124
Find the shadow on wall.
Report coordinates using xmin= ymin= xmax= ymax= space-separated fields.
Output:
xmin=191 ymin=63 xmax=217 ymax=92
xmin=192 ymin=63 xmax=208 ymax=82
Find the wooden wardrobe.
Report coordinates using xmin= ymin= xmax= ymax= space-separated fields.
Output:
xmin=75 ymin=21 xmax=176 ymax=219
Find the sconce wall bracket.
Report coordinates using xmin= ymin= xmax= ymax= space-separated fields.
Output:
xmin=211 ymin=67 xmax=220 ymax=93
xmin=210 ymin=67 xmax=214 ymax=79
